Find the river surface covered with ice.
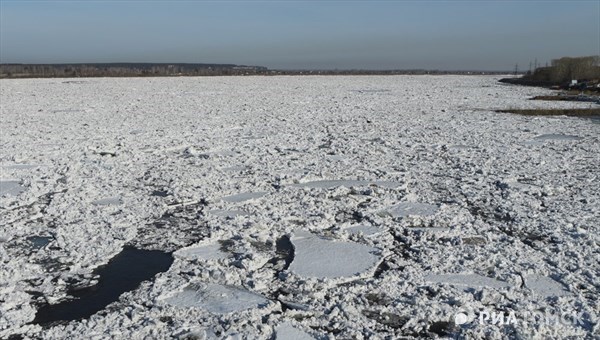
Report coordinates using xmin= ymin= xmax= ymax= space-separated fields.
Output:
xmin=0 ymin=75 xmax=598 ymax=338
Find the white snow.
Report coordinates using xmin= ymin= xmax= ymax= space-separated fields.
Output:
xmin=0 ymin=75 xmax=597 ymax=339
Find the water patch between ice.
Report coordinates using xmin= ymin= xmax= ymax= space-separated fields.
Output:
xmin=274 ymin=235 xmax=295 ymax=271
xmin=151 ymin=190 xmax=169 ymax=197
xmin=26 ymin=236 xmax=53 ymax=250
xmin=33 ymin=247 xmax=173 ymax=326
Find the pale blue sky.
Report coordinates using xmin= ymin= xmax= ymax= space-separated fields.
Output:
xmin=1 ymin=1 xmax=598 ymax=70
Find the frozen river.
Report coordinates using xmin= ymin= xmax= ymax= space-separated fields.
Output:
xmin=1 ymin=75 xmax=598 ymax=338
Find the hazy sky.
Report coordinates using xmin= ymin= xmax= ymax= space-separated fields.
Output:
xmin=1 ymin=1 xmax=598 ymax=70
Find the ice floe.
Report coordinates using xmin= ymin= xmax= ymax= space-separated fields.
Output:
xmin=221 ymin=191 xmax=267 ymax=203
xmin=524 ymin=275 xmax=571 ymax=298
xmin=1 ymin=164 xmax=40 ymax=170
xmin=162 ymin=283 xmax=270 ymax=314
xmin=424 ymin=273 xmax=512 ymax=290
xmin=91 ymin=196 xmax=122 ymax=206
xmin=344 ymin=224 xmax=382 ymax=236
xmin=207 ymin=209 xmax=249 ymax=218
xmin=291 ymin=179 xmax=401 ymax=189
xmin=174 ymin=243 xmax=228 ymax=261
xmin=288 ymin=232 xmax=380 ymax=279
xmin=533 ymin=133 xmax=583 ymax=141
xmin=382 ymin=202 xmax=439 ymax=218
xmin=275 ymin=323 xmax=315 ymax=340
xmin=0 ymin=180 xmax=25 ymax=196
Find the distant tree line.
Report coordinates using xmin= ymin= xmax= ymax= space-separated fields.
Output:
xmin=0 ymin=63 xmax=510 ymax=79
xmin=502 ymin=56 xmax=600 ymax=87
xmin=545 ymin=56 xmax=600 ymax=83
xmin=0 ymin=63 xmax=268 ymax=78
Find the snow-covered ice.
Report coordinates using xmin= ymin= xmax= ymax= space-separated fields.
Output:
xmin=524 ymin=275 xmax=571 ymax=298
xmin=1 ymin=75 xmax=598 ymax=338
xmin=91 ymin=196 xmax=122 ymax=206
xmin=533 ymin=133 xmax=583 ymax=141
xmin=174 ymin=242 xmax=228 ymax=261
xmin=221 ymin=191 xmax=267 ymax=203
xmin=275 ymin=323 xmax=316 ymax=340
xmin=288 ymin=232 xmax=380 ymax=279
xmin=0 ymin=180 xmax=25 ymax=196
xmin=207 ymin=209 xmax=249 ymax=218
xmin=344 ymin=223 xmax=382 ymax=236
xmin=424 ymin=273 xmax=512 ymax=290
xmin=382 ymin=202 xmax=439 ymax=218
xmin=292 ymin=179 xmax=402 ymax=189
xmin=161 ymin=282 xmax=271 ymax=314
